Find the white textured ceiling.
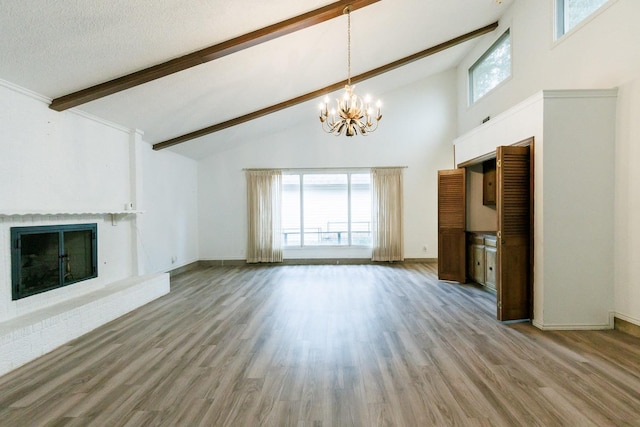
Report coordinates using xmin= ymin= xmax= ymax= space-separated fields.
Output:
xmin=0 ymin=0 xmax=512 ymax=159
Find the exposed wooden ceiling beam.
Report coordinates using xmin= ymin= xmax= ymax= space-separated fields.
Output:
xmin=153 ymin=21 xmax=499 ymax=151
xmin=48 ymin=0 xmax=381 ymax=112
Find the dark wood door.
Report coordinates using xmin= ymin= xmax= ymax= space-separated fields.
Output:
xmin=438 ymin=169 xmax=466 ymax=282
xmin=496 ymin=145 xmax=531 ymax=321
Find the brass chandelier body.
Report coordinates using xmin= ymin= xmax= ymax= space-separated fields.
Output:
xmin=319 ymin=7 xmax=382 ymax=136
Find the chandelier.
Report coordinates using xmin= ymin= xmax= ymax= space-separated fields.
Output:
xmin=319 ymin=6 xmax=382 ymax=136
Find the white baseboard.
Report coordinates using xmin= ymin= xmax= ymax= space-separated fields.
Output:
xmin=532 ymin=319 xmax=613 ymax=331
xmin=614 ymin=312 xmax=640 ymax=327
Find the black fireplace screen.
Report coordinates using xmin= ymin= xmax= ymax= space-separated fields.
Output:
xmin=11 ymin=224 xmax=98 ymax=300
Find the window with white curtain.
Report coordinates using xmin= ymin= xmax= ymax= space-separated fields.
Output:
xmin=282 ymin=171 xmax=372 ymax=247
xmin=246 ymin=170 xmax=283 ymax=263
xmin=371 ymin=167 xmax=404 ymax=262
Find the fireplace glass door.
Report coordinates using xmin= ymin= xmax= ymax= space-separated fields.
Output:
xmin=11 ymin=223 xmax=98 ymax=300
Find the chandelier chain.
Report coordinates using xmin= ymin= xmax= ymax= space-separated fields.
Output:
xmin=347 ymin=7 xmax=351 ymax=86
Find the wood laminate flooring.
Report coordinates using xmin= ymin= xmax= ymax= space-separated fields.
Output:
xmin=1 ymin=264 xmax=639 ymax=426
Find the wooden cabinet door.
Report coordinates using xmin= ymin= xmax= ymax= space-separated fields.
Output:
xmin=496 ymin=145 xmax=531 ymax=321
xmin=484 ymin=245 xmax=497 ymax=291
xmin=483 ymin=159 xmax=497 ymax=205
xmin=438 ymin=169 xmax=466 ymax=282
xmin=466 ymin=234 xmax=474 ymax=282
xmin=472 ymin=243 xmax=486 ymax=284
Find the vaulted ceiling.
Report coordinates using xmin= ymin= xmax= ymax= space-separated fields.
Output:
xmin=0 ymin=0 xmax=511 ymax=159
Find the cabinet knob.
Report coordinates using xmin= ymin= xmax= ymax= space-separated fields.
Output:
xmin=489 ymin=266 xmax=493 ymax=271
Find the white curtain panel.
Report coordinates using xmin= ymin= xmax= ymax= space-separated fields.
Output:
xmin=371 ymin=168 xmax=404 ymax=262
xmin=246 ymin=170 xmax=283 ymax=263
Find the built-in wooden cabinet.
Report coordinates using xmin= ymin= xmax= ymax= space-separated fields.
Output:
xmin=452 ymin=90 xmax=617 ymax=327
xmin=440 ymin=144 xmax=532 ymax=321
xmin=467 ymin=232 xmax=496 ymax=291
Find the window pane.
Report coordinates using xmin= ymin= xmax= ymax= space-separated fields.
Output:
xmin=564 ymin=0 xmax=608 ymax=34
xmin=303 ymin=174 xmax=348 ymax=246
xmin=20 ymin=232 xmax=59 ymax=295
xmin=282 ymin=171 xmax=373 ymax=248
xmin=63 ymin=230 xmax=94 ymax=284
xmin=470 ymin=30 xmax=511 ymax=103
xmin=282 ymin=174 xmax=301 ymax=246
xmin=351 ymin=173 xmax=372 ymax=246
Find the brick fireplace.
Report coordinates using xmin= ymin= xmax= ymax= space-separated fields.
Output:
xmin=0 ymin=214 xmax=170 ymax=376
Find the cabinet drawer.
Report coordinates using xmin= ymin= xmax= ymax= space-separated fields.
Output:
xmin=484 ymin=235 xmax=497 ymax=248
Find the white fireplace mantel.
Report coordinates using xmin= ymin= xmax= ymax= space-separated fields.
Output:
xmin=0 ymin=210 xmax=143 ymax=226
xmin=0 ymin=209 xmax=143 ymax=216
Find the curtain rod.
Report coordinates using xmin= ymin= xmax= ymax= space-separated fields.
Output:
xmin=243 ymin=166 xmax=408 ymax=171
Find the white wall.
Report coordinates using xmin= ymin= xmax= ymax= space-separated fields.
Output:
xmin=198 ymin=70 xmax=458 ymax=261
xmin=455 ymin=0 xmax=640 ymax=327
xmin=139 ymin=143 xmax=199 ymax=273
xmin=614 ymin=77 xmax=640 ymax=326
xmin=0 ymin=85 xmax=131 ymax=212
xmin=542 ymin=94 xmax=616 ymax=328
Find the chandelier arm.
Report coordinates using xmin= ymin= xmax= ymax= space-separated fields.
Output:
xmin=366 ymin=119 xmax=379 ymax=133
xmin=321 ymin=117 xmax=336 ymax=134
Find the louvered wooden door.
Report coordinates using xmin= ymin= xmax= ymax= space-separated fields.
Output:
xmin=496 ymin=145 xmax=531 ymax=321
xmin=437 ymin=169 xmax=466 ymax=282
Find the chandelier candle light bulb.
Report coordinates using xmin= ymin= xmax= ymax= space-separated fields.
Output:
xmin=318 ymin=6 xmax=382 ymax=136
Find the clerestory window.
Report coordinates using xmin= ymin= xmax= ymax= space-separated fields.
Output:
xmin=556 ymin=0 xmax=609 ymax=39
xmin=469 ymin=29 xmax=511 ymax=105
